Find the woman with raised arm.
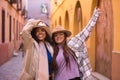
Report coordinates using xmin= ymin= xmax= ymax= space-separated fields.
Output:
xmin=19 ymin=19 xmax=54 ymax=80
xmin=52 ymin=8 xmax=100 ymax=80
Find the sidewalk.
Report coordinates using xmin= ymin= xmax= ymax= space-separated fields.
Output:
xmin=0 ymin=53 xmax=24 ymax=80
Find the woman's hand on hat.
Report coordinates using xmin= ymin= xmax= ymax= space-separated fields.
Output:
xmin=35 ymin=19 xmax=42 ymax=26
xmin=23 ymin=19 xmax=40 ymax=31
xmin=28 ymin=19 xmax=41 ymax=26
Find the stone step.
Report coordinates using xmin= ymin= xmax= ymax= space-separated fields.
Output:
xmin=92 ymin=72 xmax=110 ymax=80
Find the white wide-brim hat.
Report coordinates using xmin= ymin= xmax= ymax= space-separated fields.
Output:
xmin=31 ymin=20 xmax=52 ymax=37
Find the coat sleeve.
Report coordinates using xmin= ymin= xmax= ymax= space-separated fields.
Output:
xmin=20 ymin=19 xmax=41 ymax=50
xmin=67 ymin=8 xmax=100 ymax=51
xmin=19 ymin=52 xmax=33 ymax=80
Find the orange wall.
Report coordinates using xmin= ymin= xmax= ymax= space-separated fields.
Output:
xmin=112 ymin=0 xmax=120 ymax=51
xmin=112 ymin=52 xmax=120 ymax=80
xmin=112 ymin=0 xmax=120 ymax=79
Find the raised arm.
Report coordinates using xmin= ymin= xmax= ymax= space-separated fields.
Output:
xmin=76 ymin=8 xmax=100 ymax=42
xmin=20 ymin=19 xmax=41 ymax=49
xmin=67 ymin=8 xmax=100 ymax=52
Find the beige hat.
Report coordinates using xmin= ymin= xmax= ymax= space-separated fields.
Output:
xmin=52 ymin=25 xmax=71 ymax=37
xmin=35 ymin=21 xmax=52 ymax=37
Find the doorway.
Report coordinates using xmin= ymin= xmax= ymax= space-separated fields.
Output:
xmin=95 ymin=0 xmax=113 ymax=79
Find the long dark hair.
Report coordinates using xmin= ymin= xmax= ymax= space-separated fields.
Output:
xmin=52 ymin=32 xmax=76 ymax=74
xmin=31 ymin=27 xmax=53 ymax=45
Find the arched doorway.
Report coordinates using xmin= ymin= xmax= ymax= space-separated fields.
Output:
xmin=93 ymin=0 xmax=113 ymax=79
xmin=64 ymin=11 xmax=69 ymax=30
xmin=55 ymin=20 xmax=57 ymax=27
xmin=73 ymin=1 xmax=82 ymax=36
xmin=59 ymin=16 xmax=62 ymax=25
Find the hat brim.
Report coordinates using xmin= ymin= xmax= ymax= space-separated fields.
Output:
xmin=33 ymin=26 xmax=52 ymax=37
xmin=52 ymin=30 xmax=71 ymax=37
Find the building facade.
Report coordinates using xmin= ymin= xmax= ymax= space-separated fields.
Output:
xmin=50 ymin=0 xmax=120 ymax=80
xmin=27 ymin=0 xmax=50 ymax=25
xmin=0 ymin=0 xmax=26 ymax=65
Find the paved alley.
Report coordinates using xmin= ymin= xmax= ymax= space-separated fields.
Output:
xmin=0 ymin=53 xmax=24 ymax=80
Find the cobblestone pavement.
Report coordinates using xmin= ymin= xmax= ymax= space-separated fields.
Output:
xmin=0 ymin=53 xmax=24 ymax=80
xmin=0 ymin=52 xmax=101 ymax=80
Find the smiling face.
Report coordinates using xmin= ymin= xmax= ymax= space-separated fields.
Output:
xmin=35 ymin=27 xmax=46 ymax=41
xmin=54 ymin=32 xmax=66 ymax=44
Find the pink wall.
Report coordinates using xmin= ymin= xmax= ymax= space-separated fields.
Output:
xmin=0 ymin=43 xmax=10 ymax=65
xmin=0 ymin=43 xmax=14 ymax=66
xmin=0 ymin=44 xmax=8 ymax=65
xmin=0 ymin=0 xmax=25 ymax=66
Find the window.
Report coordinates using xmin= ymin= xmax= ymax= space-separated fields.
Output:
xmin=41 ymin=4 xmax=48 ymax=14
xmin=2 ymin=10 xmax=5 ymax=43
xmin=9 ymin=15 xmax=12 ymax=41
xmin=16 ymin=20 xmax=18 ymax=40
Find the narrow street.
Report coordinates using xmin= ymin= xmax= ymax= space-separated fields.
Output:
xmin=0 ymin=53 xmax=24 ymax=80
xmin=0 ymin=0 xmax=120 ymax=80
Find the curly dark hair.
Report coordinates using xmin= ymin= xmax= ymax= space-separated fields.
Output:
xmin=31 ymin=27 xmax=53 ymax=45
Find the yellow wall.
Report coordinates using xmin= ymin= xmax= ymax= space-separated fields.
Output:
xmin=89 ymin=0 xmax=98 ymax=71
xmin=50 ymin=0 xmax=97 ymax=70
xmin=50 ymin=0 xmax=93 ymax=32
xmin=51 ymin=0 xmax=120 ymax=78
xmin=112 ymin=0 xmax=120 ymax=52
xmin=112 ymin=1 xmax=120 ymax=79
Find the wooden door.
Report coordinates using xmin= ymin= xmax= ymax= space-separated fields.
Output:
xmin=95 ymin=0 xmax=113 ymax=79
